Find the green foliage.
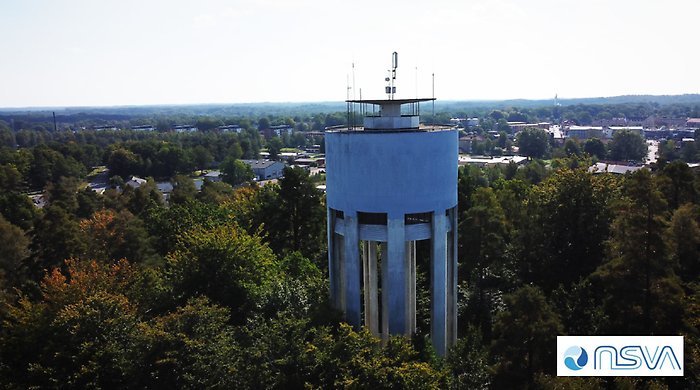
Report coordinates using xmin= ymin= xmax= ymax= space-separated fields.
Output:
xmin=446 ymin=326 xmax=492 ymax=389
xmin=197 ymin=179 xmax=235 ymax=204
xmin=255 ymin=166 xmax=325 ymax=261
xmin=0 ymin=214 xmax=31 ymax=288
xmin=0 ymin=191 xmax=36 ymax=230
xmin=516 ymin=128 xmax=551 ymax=159
xmin=166 ymin=223 xmax=281 ymax=321
xmin=302 ymin=324 xmax=448 ymax=389
xmin=518 ymin=168 xmax=616 ymax=292
xmin=490 ymin=285 xmax=563 ymax=388
xmin=583 ymin=138 xmax=606 ymax=159
xmin=138 ymin=296 xmax=238 ymax=389
xmin=656 ymin=160 xmax=698 ymax=210
xmin=146 ymin=201 xmax=233 ymax=255
xmin=668 ymin=203 xmax=700 ymax=281
xmin=460 ymin=187 xmax=511 ymax=338
xmin=4 ymin=104 xmax=700 ymax=388
xmin=45 ymin=176 xmax=80 ymax=213
xmin=127 ymin=178 xmax=164 ymax=215
xmin=267 ymin=137 xmax=283 ymax=161
xmin=608 ymin=129 xmax=647 ymax=161
xmin=169 ymin=174 xmax=197 ymax=204
xmin=564 ymin=138 xmax=580 ymax=156
xmin=221 ymin=157 xmax=254 ymax=186
xmin=29 ymin=205 xmax=87 ymax=279
xmin=0 ymin=163 xmax=22 ymax=192
xmin=591 ymin=170 xmax=685 ymax=334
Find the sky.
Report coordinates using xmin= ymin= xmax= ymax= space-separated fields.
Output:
xmin=1 ymin=0 xmax=699 ymax=107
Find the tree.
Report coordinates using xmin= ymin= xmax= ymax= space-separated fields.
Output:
xmin=45 ymin=176 xmax=80 ymax=213
xmin=0 ymin=191 xmax=37 ymax=230
xmin=0 ymin=259 xmax=146 ymax=388
xmin=608 ymin=130 xmax=647 ymax=162
xmin=491 ymin=285 xmax=563 ymax=388
xmin=165 ymin=223 xmax=281 ymax=322
xmin=0 ymin=214 xmax=30 ymax=287
xmin=191 ymin=145 xmax=214 ymax=170
xmin=197 ymin=180 xmax=235 ymax=204
xmin=139 ymin=296 xmax=238 ymax=389
xmin=256 ymin=167 xmax=325 ymax=260
xmin=516 ymin=128 xmax=550 ymax=159
xmin=564 ymin=139 xmax=580 ymax=156
xmin=107 ymin=148 xmax=140 ymax=180
xmin=461 ymin=187 xmax=510 ymax=338
xmin=656 ymin=160 xmax=698 ymax=210
xmin=128 ymin=178 xmax=163 ymax=215
xmin=258 ymin=117 xmax=270 ymax=130
xmin=517 ymin=169 xmax=615 ymax=292
xmin=0 ymin=164 xmax=22 ymax=192
xmin=446 ymin=326 xmax=492 ymax=390
xmin=583 ymin=138 xmax=606 ymax=159
xmin=221 ymin=157 xmax=254 ymax=186
xmin=267 ymin=137 xmax=283 ymax=161
xmin=146 ymin=201 xmax=233 ymax=255
xmin=169 ymin=175 xmax=197 ymax=205
xmin=76 ymin=187 xmax=104 ymax=219
xmin=667 ymin=203 xmax=700 ymax=282
xmin=591 ymin=170 xmax=684 ymax=335
xmin=80 ymin=209 xmax=156 ymax=264
xmin=30 ymin=205 xmax=87 ymax=279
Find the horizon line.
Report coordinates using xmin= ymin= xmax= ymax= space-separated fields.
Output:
xmin=1 ymin=93 xmax=700 ymax=111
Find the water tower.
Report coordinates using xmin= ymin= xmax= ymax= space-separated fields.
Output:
xmin=326 ymin=53 xmax=458 ymax=355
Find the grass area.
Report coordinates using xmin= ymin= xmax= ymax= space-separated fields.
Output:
xmin=87 ymin=166 xmax=107 ymax=178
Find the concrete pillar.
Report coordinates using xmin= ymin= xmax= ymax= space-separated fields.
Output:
xmin=363 ymin=241 xmax=379 ymax=335
xmin=407 ymin=240 xmax=417 ymax=334
xmin=327 ymin=208 xmax=336 ymax=308
xmin=431 ymin=211 xmax=448 ymax=356
xmin=387 ymin=216 xmax=408 ymax=335
xmin=336 ymin=233 xmax=345 ymax=312
xmin=344 ymin=213 xmax=361 ymax=328
xmin=380 ymin=242 xmax=389 ymax=339
xmin=362 ymin=242 xmax=370 ymax=327
xmin=447 ymin=207 xmax=458 ymax=346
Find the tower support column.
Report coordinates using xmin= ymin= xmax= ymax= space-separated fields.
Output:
xmin=387 ymin=216 xmax=408 ymax=335
xmin=447 ymin=206 xmax=458 ymax=345
xmin=407 ymin=240 xmax=416 ymax=334
xmin=363 ymin=241 xmax=379 ymax=334
xmin=344 ymin=212 xmax=361 ymax=328
xmin=431 ymin=210 xmax=448 ymax=356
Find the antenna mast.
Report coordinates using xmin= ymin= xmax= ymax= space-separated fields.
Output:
xmin=385 ymin=52 xmax=398 ymax=100
xmin=432 ymin=72 xmax=435 ymax=126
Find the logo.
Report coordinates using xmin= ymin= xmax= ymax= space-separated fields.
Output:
xmin=557 ymin=336 xmax=683 ymax=376
xmin=563 ymin=346 xmax=588 ymax=370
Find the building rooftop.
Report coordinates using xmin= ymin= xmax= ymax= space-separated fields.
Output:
xmin=242 ymin=159 xmax=283 ymax=169
xmin=345 ymin=98 xmax=435 ymax=105
xmin=588 ymin=162 xmax=646 ymax=175
xmin=326 ymin=124 xmax=454 ymax=133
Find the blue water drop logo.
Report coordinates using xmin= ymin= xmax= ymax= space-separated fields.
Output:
xmin=564 ymin=346 xmax=588 ymax=370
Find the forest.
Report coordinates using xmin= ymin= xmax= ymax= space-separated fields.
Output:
xmin=0 ymin=97 xmax=700 ymax=389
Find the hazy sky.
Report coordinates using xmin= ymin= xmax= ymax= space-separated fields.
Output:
xmin=1 ymin=0 xmax=698 ymax=107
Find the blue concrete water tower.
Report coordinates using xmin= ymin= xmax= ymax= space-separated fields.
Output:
xmin=326 ymin=94 xmax=458 ymax=356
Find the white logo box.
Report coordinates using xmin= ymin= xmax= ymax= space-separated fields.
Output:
xmin=557 ymin=336 xmax=683 ymax=376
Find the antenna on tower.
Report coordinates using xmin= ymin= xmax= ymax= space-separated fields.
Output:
xmin=432 ymin=72 xmax=435 ymax=127
xmin=352 ymin=62 xmax=356 ymax=100
xmin=415 ymin=66 xmax=418 ymax=99
xmin=385 ymin=52 xmax=398 ymax=100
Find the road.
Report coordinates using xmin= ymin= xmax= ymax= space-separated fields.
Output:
xmin=646 ymin=140 xmax=659 ymax=165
